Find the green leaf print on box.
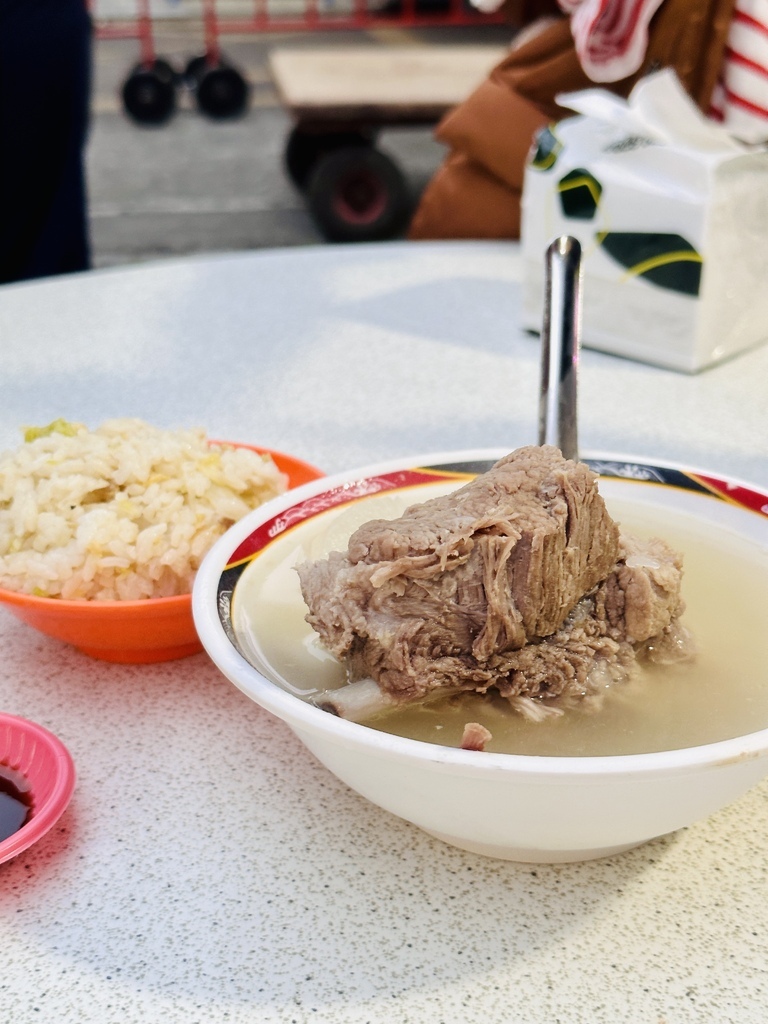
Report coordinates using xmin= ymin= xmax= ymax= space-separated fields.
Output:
xmin=557 ymin=169 xmax=603 ymax=220
xmin=597 ymin=232 xmax=703 ymax=296
xmin=530 ymin=125 xmax=562 ymax=171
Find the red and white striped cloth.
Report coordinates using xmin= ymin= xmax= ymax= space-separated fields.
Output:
xmin=710 ymin=0 xmax=768 ymax=142
xmin=559 ymin=0 xmax=768 ymax=140
xmin=470 ymin=0 xmax=768 ymax=140
xmin=556 ymin=0 xmax=666 ymax=82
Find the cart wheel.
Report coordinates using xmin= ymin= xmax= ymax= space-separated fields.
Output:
xmin=307 ymin=147 xmax=411 ymax=243
xmin=183 ymin=54 xmax=210 ymax=88
xmin=153 ymin=57 xmax=181 ymax=86
xmin=285 ymin=127 xmax=376 ymax=191
xmin=195 ymin=64 xmax=250 ymax=120
xmin=121 ymin=60 xmax=177 ymax=126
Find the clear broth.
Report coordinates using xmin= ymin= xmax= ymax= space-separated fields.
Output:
xmin=233 ymin=484 xmax=768 ymax=756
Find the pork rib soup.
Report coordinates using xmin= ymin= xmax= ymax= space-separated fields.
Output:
xmin=230 ymin=453 xmax=768 ymax=757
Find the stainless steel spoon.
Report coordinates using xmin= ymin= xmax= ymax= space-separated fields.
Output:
xmin=538 ymin=235 xmax=582 ymax=461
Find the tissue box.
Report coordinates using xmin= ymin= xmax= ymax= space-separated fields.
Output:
xmin=521 ymin=70 xmax=768 ymax=373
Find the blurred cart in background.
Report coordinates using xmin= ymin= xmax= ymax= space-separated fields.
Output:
xmin=94 ymin=0 xmax=508 ymax=124
xmin=269 ymin=45 xmax=506 ymax=240
xmin=93 ymin=0 xmax=509 ymax=241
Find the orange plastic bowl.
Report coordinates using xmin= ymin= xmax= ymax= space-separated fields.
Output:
xmin=0 ymin=445 xmax=324 ymax=663
xmin=0 ymin=713 xmax=76 ymax=865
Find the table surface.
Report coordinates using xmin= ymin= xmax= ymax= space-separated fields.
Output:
xmin=1 ymin=241 xmax=767 ymax=1024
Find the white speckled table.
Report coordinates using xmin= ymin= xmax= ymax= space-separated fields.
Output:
xmin=1 ymin=241 xmax=767 ymax=1024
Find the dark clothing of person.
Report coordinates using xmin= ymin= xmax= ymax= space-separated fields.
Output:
xmin=0 ymin=0 xmax=92 ymax=283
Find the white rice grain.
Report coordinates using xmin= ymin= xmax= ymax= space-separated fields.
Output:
xmin=0 ymin=418 xmax=289 ymax=600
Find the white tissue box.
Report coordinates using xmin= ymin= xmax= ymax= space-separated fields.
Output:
xmin=520 ymin=70 xmax=768 ymax=373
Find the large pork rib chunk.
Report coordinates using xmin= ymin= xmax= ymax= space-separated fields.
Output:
xmin=297 ymin=446 xmax=623 ymax=703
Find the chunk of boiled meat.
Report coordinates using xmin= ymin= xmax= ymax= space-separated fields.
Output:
xmin=297 ymin=446 xmax=623 ymax=704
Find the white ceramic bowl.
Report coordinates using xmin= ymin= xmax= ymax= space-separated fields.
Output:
xmin=193 ymin=449 xmax=768 ymax=862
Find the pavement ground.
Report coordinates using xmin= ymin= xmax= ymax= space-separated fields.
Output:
xmin=88 ymin=20 xmax=513 ymax=268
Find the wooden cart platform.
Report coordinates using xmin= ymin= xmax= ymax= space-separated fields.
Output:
xmin=268 ymin=45 xmax=507 ymax=241
xmin=269 ymin=45 xmax=507 ymax=125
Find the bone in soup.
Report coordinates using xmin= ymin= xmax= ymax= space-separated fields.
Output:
xmin=232 ymin=452 xmax=768 ymax=756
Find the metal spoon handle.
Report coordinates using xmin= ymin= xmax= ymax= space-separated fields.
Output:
xmin=538 ymin=235 xmax=582 ymax=462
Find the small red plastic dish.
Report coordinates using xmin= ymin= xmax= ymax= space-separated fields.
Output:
xmin=0 ymin=713 xmax=76 ymax=866
xmin=0 ymin=444 xmax=324 ymax=663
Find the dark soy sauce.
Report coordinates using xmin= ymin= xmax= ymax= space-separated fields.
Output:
xmin=0 ymin=764 xmax=33 ymax=842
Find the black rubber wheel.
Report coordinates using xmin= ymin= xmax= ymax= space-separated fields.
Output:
xmin=121 ymin=60 xmax=177 ymax=125
xmin=152 ymin=57 xmax=181 ymax=86
xmin=285 ymin=127 xmax=377 ymax=191
xmin=307 ymin=146 xmax=411 ymax=243
xmin=195 ymin=64 xmax=250 ymax=120
xmin=183 ymin=54 xmax=210 ymax=88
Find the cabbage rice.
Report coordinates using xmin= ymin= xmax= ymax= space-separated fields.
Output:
xmin=0 ymin=419 xmax=288 ymax=600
